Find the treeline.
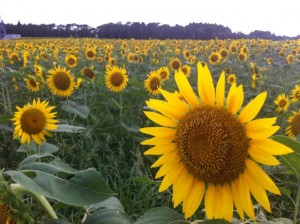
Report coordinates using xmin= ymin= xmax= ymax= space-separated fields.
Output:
xmin=5 ymin=21 xmax=298 ymax=40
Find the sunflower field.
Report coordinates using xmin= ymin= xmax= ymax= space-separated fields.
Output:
xmin=1 ymin=38 xmax=300 ymax=224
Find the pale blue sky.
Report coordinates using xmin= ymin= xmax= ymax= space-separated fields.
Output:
xmin=1 ymin=0 xmax=299 ymax=37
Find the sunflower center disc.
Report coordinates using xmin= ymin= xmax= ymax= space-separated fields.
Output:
xmin=53 ymin=72 xmax=71 ymax=90
xmin=149 ymin=77 xmax=160 ymax=91
xmin=176 ymin=106 xmax=249 ymax=184
xmin=21 ymin=108 xmax=46 ymax=135
xmin=110 ymin=72 xmax=124 ymax=86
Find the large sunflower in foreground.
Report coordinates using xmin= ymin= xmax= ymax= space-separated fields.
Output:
xmin=140 ymin=62 xmax=293 ymax=221
xmin=12 ymin=98 xmax=58 ymax=145
xmin=47 ymin=66 xmax=75 ymax=97
xmin=105 ymin=65 xmax=128 ymax=92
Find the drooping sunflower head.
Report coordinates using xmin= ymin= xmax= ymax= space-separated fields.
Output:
xmin=274 ymin=93 xmax=290 ymax=113
xmin=157 ymin=66 xmax=170 ymax=82
xmin=285 ymin=110 xmax=300 ymax=139
xmin=65 ymin=54 xmax=78 ymax=68
xmin=169 ymin=58 xmax=181 ymax=71
xmin=47 ymin=66 xmax=75 ymax=97
xmin=12 ymin=98 xmax=58 ymax=145
xmin=105 ymin=65 xmax=128 ymax=92
xmin=24 ymin=75 xmax=40 ymax=92
xmin=144 ymin=71 xmax=162 ymax=96
xmin=140 ymin=62 xmax=293 ymax=221
xmin=81 ymin=66 xmax=96 ymax=81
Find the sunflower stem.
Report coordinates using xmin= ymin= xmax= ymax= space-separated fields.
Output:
xmin=0 ymin=78 xmax=8 ymax=114
xmin=5 ymin=84 xmax=12 ymax=114
xmin=119 ymin=92 xmax=123 ymax=124
xmin=293 ymin=178 xmax=300 ymax=224
xmin=10 ymin=183 xmax=58 ymax=219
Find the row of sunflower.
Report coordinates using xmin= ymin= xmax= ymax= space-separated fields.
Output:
xmin=0 ymin=37 xmax=300 ymax=223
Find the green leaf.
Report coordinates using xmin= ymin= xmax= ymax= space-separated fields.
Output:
xmin=61 ymin=100 xmax=90 ymax=119
xmin=83 ymin=208 xmax=133 ymax=224
xmin=44 ymin=219 xmax=71 ymax=224
xmin=121 ymin=122 xmax=140 ymax=133
xmin=85 ymin=197 xmax=124 ymax=213
xmin=5 ymin=168 xmax=115 ymax=206
xmin=17 ymin=141 xmax=59 ymax=154
xmin=271 ymin=135 xmax=300 ymax=177
xmin=199 ymin=220 xmax=233 ymax=224
xmin=134 ymin=207 xmax=185 ymax=224
xmin=54 ymin=124 xmax=86 ymax=133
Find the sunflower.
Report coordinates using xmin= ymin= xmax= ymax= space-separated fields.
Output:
xmin=290 ymin=84 xmax=300 ymax=102
xmin=144 ymin=71 xmax=162 ymax=96
xmin=274 ymin=93 xmax=290 ymax=113
xmin=12 ymin=98 xmax=58 ymax=145
xmin=238 ymin=52 xmax=248 ymax=61
xmin=65 ymin=54 xmax=77 ymax=68
xmin=81 ymin=66 xmax=96 ymax=81
xmin=180 ymin=65 xmax=192 ymax=78
xmin=169 ymin=58 xmax=181 ymax=71
xmin=8 ymin=52 xmax=20 ymax=64
xmin=140 ymin=62 xmax=293 ymax=221
xmin=285 ymin=110 xmax=300 ymax=139
xmin=105 ymin=65 xmax=128 ymax=92
xmin=34 ymin=64 xmax=45 ymax=82
xmin=285 ymin=54 xmax=294 ymax=64
xmin=157 ymin=66 xmax=170 ymax=82
xmin=85 ymin=48 xmax=96 ymax=61
xmin=47 ymin=66 xmax=75 ymax=97
xmin=24 ymin=75 xmax=40 ymax=92
xmin=219 ymin=48 xmax=229 ymax=59
xmin=227 ymin=74 xmax=237 ymax=85
xmin=183 ymin=50 xmax=191 ymax=60
xmin=208 ymin=52 xmax=221 ymax=65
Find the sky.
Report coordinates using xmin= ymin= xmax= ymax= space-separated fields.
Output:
xmin=0 ymin=0 xmax=299 ymax=37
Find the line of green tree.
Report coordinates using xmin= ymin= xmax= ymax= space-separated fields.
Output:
xmin=5 ymin=21 xmax=298 ymax=40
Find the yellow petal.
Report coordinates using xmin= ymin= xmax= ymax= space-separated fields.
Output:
xmin=159 ymin=88 xmax=190 ymax=113
xmin=238 ymin=92 xmax=267 ymax=123
xmin=144 ymin=143 xmax=177 ymax=155
xmin=155 ymin=157 xmax=181 ymax=178
xmin=183 ymin=179 xmax=205 ymax=219
xmin=159 ymin=163 xmax=185 ymax=192
xmin=146 ymin=99 xmax=183 ymax=120
xmin=220 ymin=183 xmax=233 ymax=222
xmin=173 ymin=169 xmax=193 ymax=208
xmin=250 ymin=139 xmax=294 ymax=155
xmin=143 ymin=112 xmax=178 ymax=128
xmin=245 ymin=171 xmax=271 ymax=212
xmin=245 ymin=159 xmax=281 ymax=195
xmin=32 ymin=134 xmax=42 ymax=145
xmin=216 ymin=71 xmax=225 ymax=108
xmin=231 ymin=179 xmax=245 ymax=221
xmin=175 ymin=70 xmax=200 ymax=108
xmin=151 ymin=151 xmax=179 ymax=168
xmin=245 ymin=117 xmax=277 ymax=129
xmin=246 ymin=125 xmax=279 ymax=139
xmin=238 ymin=172 xmax=255 ymax=220
xmin=141 ymin=135 xmax=175 ymax=146
xmin=139 ymin=127 xmax=176 ymax=138
xmin=197 ymin=62 xmax=215 ymax=105
xmin=205 ymin=184 xmax=217 ymax=219
xmin=248 ymin=146 xmax=281 ymax=165
xmin=227 ymin=84 xmax=244 ymax=114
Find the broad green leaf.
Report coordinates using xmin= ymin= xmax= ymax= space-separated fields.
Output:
xmin=44 ymin=220 xmax=71 ymax=224
xmin=134 ymin=207 xmax=185 ymax=224
xmin=54 ymin=124 xmax=86 ymax=133
xmin=271 ymin=135 xmax=300 ymax=177
xmin=19 ymin=153 xmax=55 ymax=167
xmin=200 ymin=220 xmax=232 ymax=224
xmin=85 ymin=197 xmax=124 ymax=213
xmin=5 ymin=168 xmax=115 ymax=206
xmin=61 ymin=100 xmax=90 ymax=119
xmin=17 ymin=141 xmax=59 ymax=154
xmin=83 ymin=208 xmax=132 ymax=224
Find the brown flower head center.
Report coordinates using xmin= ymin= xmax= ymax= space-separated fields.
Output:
xmin=67 ymin=57 xmax=76 ymax=65
xmin=83 ymin=68 xmax=95 ymax=79
xmin=210 ymin=54 xmax=219 ymax=62
xmin=295 ymin=91 xmax=300 ymax=99
xmin=149 ymin=77 xmax=160 ymax=90
xmin=21 ymin=108 xmax=46 ymax=134
xmin=29 ymin=79 xmax=37 ymax=87
xmin=291 ymin=114 xmax=300 ymax=136
xmin=279 ymin=99 xmax=287 ymax=107
xmin=86 ymin=50 xmax=95 ymax=58
xmin=53 ymin=72 xmax=71 ymax=90
xmin=239 ymin=53 xmax=246 ymax=61
xmin=110 ymin=72 xmax=124 ymax=86
xmin=171 ymin=60 xmax=181 ymax=70
xmin=176 ymin=106 xmax=249 ymax=184
xmin=160 ymin=71 xmax=168 ymax=79
xmin=221 ymin=50 xmax=228 ymax=57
